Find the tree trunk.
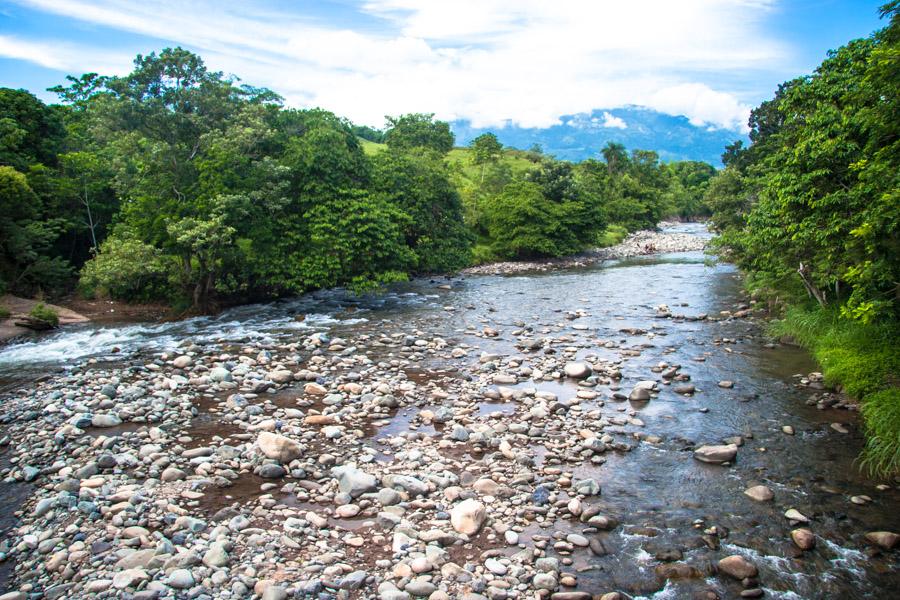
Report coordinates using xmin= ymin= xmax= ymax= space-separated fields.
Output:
xmin=82 ymin=184 xmax=99 ymax=253
xmin=798 ymin=262 xmax=828 ymax=307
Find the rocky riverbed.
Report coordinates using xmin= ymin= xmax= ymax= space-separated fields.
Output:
xmin=0 ymin=224 xmax=897 ymax=600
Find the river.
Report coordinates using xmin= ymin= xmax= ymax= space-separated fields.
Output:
xmin=0 ymin=223 xmax=897 ymax=599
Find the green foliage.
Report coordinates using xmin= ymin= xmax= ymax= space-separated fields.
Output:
xmin=350 ymin=123 xmax=385 ymax=144
xmin=861 ymin=389 xmax=900 ymax=476
xmin=595 ymin=224 xmax=629 ymax=247
xmin=0 ymin=165 xmax=74 ymax=295
xmin=371 ymin=149 xmax=472 ymax=272
xmin=79 ymin=234 xmax=174 ymax=301
xmin=298 ymin=190 xmax=415 ymax=291
xmin=484 ymin=181 xmax=581 ymax=259
xmin=706 ymin=6 xmax=900 ymax=474
xmin=470 ymin=133 xmax=503 ymax=166
xmin=664 ymin=161 xmax=717 ymax=218
xmin=28 ymin=302 xmax=59 ymax=326
xmin=384 ymin=113 xmax=454 ymax=154
xmin=0 ymin=305 xmax=10 ymax=319
xmin=2 ymin=45 xmax=716 ymax=310
xmin=709 ymin=9 xmax=900 ymax=323
xmin=0 ymin=88 xmax=66 ymax=170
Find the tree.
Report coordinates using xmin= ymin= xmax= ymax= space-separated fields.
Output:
xmin=470 ymin=132 xmax=503 ymax=182
xmin=371 ymin=149 xmax=472 ymax=272
xmin=484 ymin=181 xmax=574 ymax=259
xmin=0 ymin=166 xmax=72 ymax=294
xmin=384 ymin=113 xmax=454 ymax=154
xmin=601 ymin=142 xmax=629 ymax=175
xmin=297 ymin=190 xmax=415 ymax=291
xmin=0 ymin=88 xmax=66 ymax=170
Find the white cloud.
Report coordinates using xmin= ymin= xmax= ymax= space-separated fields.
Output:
xmin=0 ymin=34 xmax=133 ymax=74
xmin=8 ymin=0 xmax=786 ymax=132
xmin=600 ymin=112 xmax=627 ymax=129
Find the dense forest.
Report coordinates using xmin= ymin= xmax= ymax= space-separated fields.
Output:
xmin=706 ymin=2 xmax=899 ymax=474
xmin=0 ymin=48 xmax=714 ymax=312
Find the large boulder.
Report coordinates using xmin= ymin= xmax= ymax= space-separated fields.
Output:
xmin=693 ymin=444 xmax=738 ymax=465
xmin=257 ymin=432 xmax=303 ymax=463
xmin=450 ymin=498 xmax=486 ymax=535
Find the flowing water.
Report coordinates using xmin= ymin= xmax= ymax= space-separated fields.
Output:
xmin=1 ymin=223 xmax=897 ymax=598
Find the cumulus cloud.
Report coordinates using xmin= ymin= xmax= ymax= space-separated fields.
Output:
xmin=600 ymin=112 xmax=627 ymax=130
xmin=6 ymin=0 xmax=786 ymax=131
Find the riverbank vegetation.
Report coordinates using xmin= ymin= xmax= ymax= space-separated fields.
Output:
xmin=0 ymin=49 xmax=715 ymax=312
xmin=707 ymin=3 xmax=899 ymax=475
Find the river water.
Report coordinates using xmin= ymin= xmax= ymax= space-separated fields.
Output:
xmin=0 ymin=223 xmax=897 ymax=598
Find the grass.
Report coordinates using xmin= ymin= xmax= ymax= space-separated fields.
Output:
xmin=0 ymin=306 xmax=9 ymax=319
xmin=771 ymin=306 xmax=900 ymax=476
xmin=29 ymin=302 xmax=59 ymax=326
xmin=595 ymin=224 xmax=629 ymax=248
xmin=446 ymin=146 xmax=537 ymax=181
xmin=359 ymin=138 xmax=386 ymax=156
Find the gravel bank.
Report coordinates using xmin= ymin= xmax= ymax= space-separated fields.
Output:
xmin=461 ymin=222 xmax=709 ymax=276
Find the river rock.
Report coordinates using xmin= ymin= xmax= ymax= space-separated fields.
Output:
xmin=259 ymin=464 xmax=286 ymax=478
xmin=404 ymin=579 xmax=437 ymax=596
xmin=784 ymin=508 xmax=809 ymax=523
xmin=629 ymin=386 xmax=651 ymax=401
xmin=791 ymin=528 xmax=816 ymax=550
xmin=257 ymin=431 xmax=303 ymax=462
xmin=572 ymin=478 xmax=600 ymax=496
xmin=564 ymin=362 xmax=592 ymax=379
xmin=91 ymin=414 xmax=122 ymax=428
xmin=717 ymin=555 xmax=758 ymax=580
xmin=209 ymin=367 xmax=232 ymax=382
xmin=865 ymin=531 xmax=899 ymax=550
xmin=450 ymin=498 xmax=486 ymax=535
xmin=166 ymin=568 xmax=195 ymax=589
xmin=336 ymin=466 xmax=378 ymax=498
xmin=743 ymin=485 xmax=773 ymax=502
xmin=693 ymin=444 xmax=738 ymax=464
xmin=113 ymin=568 xmax=148 ymax=589
xmin=202 ymin=542 xmax=230 ymax=567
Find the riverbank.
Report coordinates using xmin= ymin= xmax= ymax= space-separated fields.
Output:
xmin=0 ymin=295 xmax=90 ymax=344
xmin=0 ymin=227 xmax=897 ymax=599
xmin=0 ymin=223 xmax=703 ymax=347
xmin=0 ymin=295 xmax=173 ymax=346
xmin=462 ymin=222 xmax=708 ymax=276
xmin=770 ymin=307 xmax=900 ymax=476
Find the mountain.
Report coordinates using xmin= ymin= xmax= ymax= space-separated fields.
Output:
xmin=450 ymin=106 xmax=747 ymax=165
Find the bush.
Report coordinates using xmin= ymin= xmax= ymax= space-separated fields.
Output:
xmin=79 ymin=234 xmax=174 ymax=301
xmin=0 ymin=306 xmax=10 ymax=319
xmin=29 ymin=302 xmax=59 ymax=326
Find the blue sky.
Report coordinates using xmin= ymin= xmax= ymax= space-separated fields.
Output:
xmin=0 ymin=0 xmax=886 ymax=132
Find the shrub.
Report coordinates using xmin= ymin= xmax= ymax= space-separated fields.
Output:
xmin=79 ymin=234 xmax=174 ymax=301
xmin=29 ymin=302 xmax=59 ymax=326
xmin=0 ymin=306 xmax=10 ymax=319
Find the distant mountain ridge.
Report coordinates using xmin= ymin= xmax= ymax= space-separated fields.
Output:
xmin=451 ymin=106 xmax=748 ymax=165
